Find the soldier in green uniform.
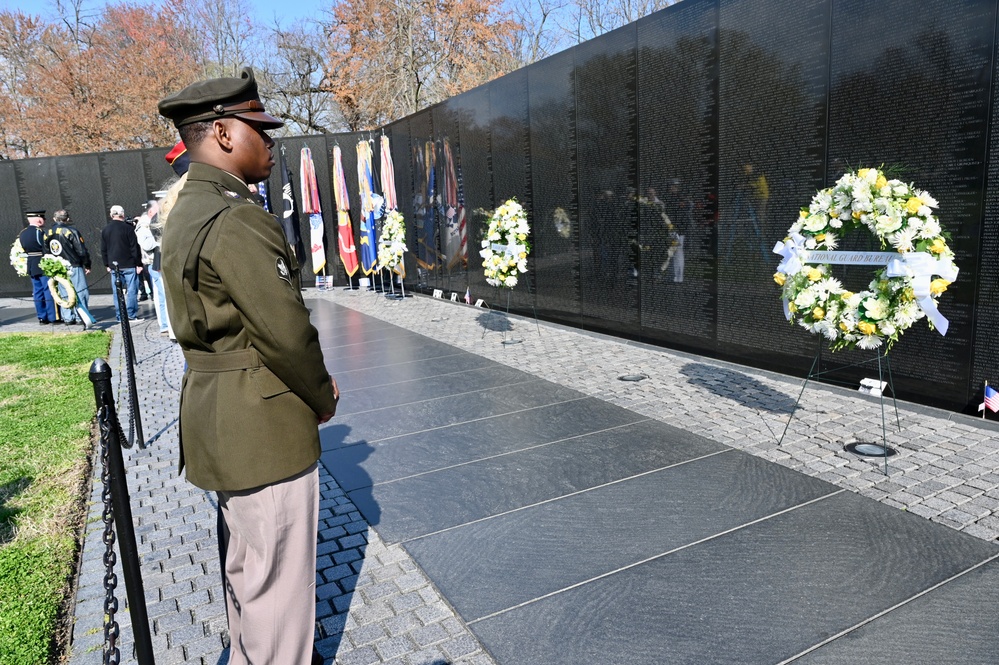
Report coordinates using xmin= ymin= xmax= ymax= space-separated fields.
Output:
xmin=158 ymin=67 xmax=338 ymax=665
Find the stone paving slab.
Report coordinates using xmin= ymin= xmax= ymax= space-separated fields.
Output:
xmin=315 ymin=288 xmax=999 ymax=545
xmin=5 ymin=287 xmax=999 ymax=664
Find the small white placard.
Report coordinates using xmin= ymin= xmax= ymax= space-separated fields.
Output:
xmin=433 ymin=289 xmax=443 ymax=299
xmin=450 ymin=293 xmax=458 ymax=302
xmin=804 ymin=251 xmax=898 ymax=266
xmin=474 ymin=299 xmax=485 ymax=308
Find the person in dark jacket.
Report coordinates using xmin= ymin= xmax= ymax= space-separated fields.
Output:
xmin=100 ymin=204 xmax=143 ymax=321
xmin=45 ymin=209 xmax=95 ymax=326
xmin=19 ymin=210 xmax=56 ymax=324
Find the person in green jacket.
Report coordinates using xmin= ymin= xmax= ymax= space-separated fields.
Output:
xmin=158 ymin=67 xmax=338 ymax=665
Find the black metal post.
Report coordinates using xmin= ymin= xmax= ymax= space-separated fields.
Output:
xmin=89 ymin=358 xmax=155 ymax=665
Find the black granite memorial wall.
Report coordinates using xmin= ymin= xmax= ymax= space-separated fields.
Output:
xmin=4 ymin=0 xmax=999 ymax=413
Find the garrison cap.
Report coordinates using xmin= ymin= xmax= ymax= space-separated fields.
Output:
xmin=157 ymin=67 xmax=283 ymax=129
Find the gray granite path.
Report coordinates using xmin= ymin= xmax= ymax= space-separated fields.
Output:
xmin=4 ymin=286 xmax=999 ymax=664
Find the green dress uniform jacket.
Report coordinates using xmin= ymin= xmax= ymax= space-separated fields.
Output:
xmin=161 ymin=162 xmax=337 ymax=492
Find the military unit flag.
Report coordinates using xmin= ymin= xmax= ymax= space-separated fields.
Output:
xmin=380 ymin=134 xmax=397 ymax=211
xmin=332 ymin=145 xmax=359 ymax=276
xmin=300 ymin=146 xmax=326 ymax=274
xmin=357 ymin=139 xmax=380 ymax=275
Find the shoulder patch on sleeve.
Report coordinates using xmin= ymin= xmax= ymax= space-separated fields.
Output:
xmin=276 ymin=256 xmax=292 ymax=285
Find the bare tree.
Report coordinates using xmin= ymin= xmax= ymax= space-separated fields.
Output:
xmin=258 ymin=19 xmax=344 ymax=135
xmin=571 ymin=0 xmax=679 ymax=42
xmin=506 ymin=0 xmax=571 ymax=66
xmin=179 ymin=0 xmax=259 ymax=77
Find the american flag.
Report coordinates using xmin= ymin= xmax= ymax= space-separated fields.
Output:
xmin=464 ymin=287 xmax=471 ymax=305
xmin=979 ymin=385 xmax=999 ymax=413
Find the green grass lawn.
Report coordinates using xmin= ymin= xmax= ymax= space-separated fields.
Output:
xmin=0 ymin=331 xmax=110 ymax=665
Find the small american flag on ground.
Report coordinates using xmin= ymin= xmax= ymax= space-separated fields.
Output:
xmin=979 ymin=385 xmax=999 ymax=413
xmin=465 ymin=287 xmax=471 ymax=304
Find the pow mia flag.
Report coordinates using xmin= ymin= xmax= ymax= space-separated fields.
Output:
xmin=279 ymin=144 xmax=306 ymax=264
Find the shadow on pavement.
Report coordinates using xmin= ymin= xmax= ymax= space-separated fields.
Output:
xmin=680 ymin=362 xmax=797 ymax=414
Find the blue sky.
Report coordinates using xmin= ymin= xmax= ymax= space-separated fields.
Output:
xmin=1 ymin=0 xmax=326 ymax=25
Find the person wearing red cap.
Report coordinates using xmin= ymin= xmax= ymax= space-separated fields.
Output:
xmin=158 ymin=67 xmax=338 ymax=665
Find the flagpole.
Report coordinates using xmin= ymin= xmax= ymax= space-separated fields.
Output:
xmin=985 ymin=380 xmax=988 ymax=419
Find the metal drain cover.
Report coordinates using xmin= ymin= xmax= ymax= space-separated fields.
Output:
xmin=844 ymin=441 xmax=897 ymax=458
xmin=618 ymin=374 xmax=648 ymax=382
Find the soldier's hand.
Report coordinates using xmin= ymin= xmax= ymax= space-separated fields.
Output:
xmin=318 ymin=377 xmax=340 ymax=424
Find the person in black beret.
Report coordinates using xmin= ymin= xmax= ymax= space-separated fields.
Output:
xmin=158 ymin=67 xmax=338 ymax=665
xmin=19 ymin=210 xmax=57 ymax=324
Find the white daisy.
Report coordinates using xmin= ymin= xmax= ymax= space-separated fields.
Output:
xmin=857 ymin=335 xmax=884 ymax=350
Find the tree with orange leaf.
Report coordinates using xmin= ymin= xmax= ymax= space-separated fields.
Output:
xmin=322 ymin=0 xmax=519 ymax=131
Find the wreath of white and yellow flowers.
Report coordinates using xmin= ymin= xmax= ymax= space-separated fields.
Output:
xmin=774 ymin=167 xmax=958 ymax=351
xmin=9 ymin=238 xmax=27 ymax=277
xmin=377 ymin=209 xmax=407 ymax=273
xmin=39 ymin=254 xmax=77 ymax=308
xmin=480 ymin=198 xmax=530 ymax=288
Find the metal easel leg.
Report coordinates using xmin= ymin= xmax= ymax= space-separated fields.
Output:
xmin=779 ymin=350 xmax=821 ymax=446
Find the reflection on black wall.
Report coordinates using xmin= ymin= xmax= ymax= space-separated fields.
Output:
xmin=4 ymin=0 xmax=999 ymax=413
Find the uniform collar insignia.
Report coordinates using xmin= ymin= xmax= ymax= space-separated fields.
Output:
xmin=225 ymin=190 xmax=240 ymax=198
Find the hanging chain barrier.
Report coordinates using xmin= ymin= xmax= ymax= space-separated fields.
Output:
xmin=97 ymin=404 xmax=121 ymax=665
xmin=112 ymin=264 xmax=145 ymax=449
xmin=90 ymin=357 xmax=156 ymax=665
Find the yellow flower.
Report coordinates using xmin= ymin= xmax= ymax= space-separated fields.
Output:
xmin=519 ymin=252 xmax=527 ymax=259
xmin=829 ymin=210 xmax=839 ymax=219
xmin=799 ymin=210 xmax=808 ymax=218
xmin=903 ymin=287 xmax=915 ymax=302
xmin=841 ymin=291 xmax=854 ymax=300
xmin=905 ymin=197 xmax=922 ymax=214
xmin=773 ymin=272 xmax=786 ymax=286
xmin=807 ymin=267 xmax=822 ymax=282
xmin=858 ymin=168 xmax=872 ymax=179
xmin=929 ymin=238 xmax=947 ymax=255
xmin=839 ymin=321 xmax=851 ymax=332
xmin=812 ymin=306 xmax=825 ymax=320
xmin=930 ymin=279 xmax=950 ymax=295
xmin=815 ymin=233 xmax=826 ymax=242
xmin=517 ymin=233 xmax=527 ymax=241
xmin=875 ymin=174 xmax=887 ymax=189
xmin=857 ymin=321 xmax=876 ymax=335
xmin=852 ymin=210 xmax=862 ymax=220
xmin=789 ymin=302 xmax=798 ymax=313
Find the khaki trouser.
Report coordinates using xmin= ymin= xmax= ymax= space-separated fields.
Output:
xmin=219 ymin=463 xmax=318 ymax=665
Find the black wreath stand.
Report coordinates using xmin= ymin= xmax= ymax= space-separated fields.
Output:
xmin=480 ymin=286 xmax=541 ymax=344
xmin=779 ymin=338 xmax=901 ymax=475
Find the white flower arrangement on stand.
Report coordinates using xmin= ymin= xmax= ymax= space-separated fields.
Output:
xmin=480 ymin=198 xmax=530 ymax=288
xmin=774 ymin=167 xmax=958 ymax=351
xmin=377 ymin=209 xmax=407 ymax=272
